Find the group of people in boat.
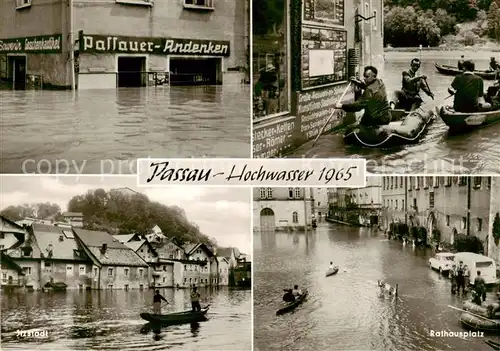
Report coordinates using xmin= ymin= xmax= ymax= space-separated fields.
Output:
xmin=332 ymin=57 xmax=500 ymax=132
xmin=152 ymin=286 xmax=203 ymax=314
xmin=282 ymin=285 xmax=304 ymax=302
xmin=449 ymin=260 xmax=487 ymax=305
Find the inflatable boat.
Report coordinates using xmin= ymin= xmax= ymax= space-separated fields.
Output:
xmin=460 ymin=312 xmax=500 ymax=332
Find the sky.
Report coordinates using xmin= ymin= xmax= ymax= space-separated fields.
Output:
xmin=0 ymin=175 xmax=251 ymax=255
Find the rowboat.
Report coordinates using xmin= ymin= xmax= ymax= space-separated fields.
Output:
xmin=485 ymin=339 xmax=500 ymax=349
xmin=326 ymin=267 xmax=339 ymax=277
xmin=434 ymin=63 xmax=497 ymax=80
xmin=140 ymin=306 xmax=209 ymax=324
xmin=276 ymin=290 xmax=308 ymax=315
xmin=439 ymin=106 xmax=500 ymax=132
xmin=460 ymin=312 xmax=500 ymax=332
xmin=344 ymin=107 xmax=435 ymax=148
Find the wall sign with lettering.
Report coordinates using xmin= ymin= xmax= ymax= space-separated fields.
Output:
xmin=0 ymin=35 xmax=63 ymax=54
xmin=79 ymin=33 xmax=231 ymax=57
xmin=253 ymin=118 xmax=296 ymax=158
xmin=302 ymin=0 xmax=345 ymax=26
xmin=302 ymin=26 xmax=347 ymax=89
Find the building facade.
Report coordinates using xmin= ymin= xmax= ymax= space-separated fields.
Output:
xmin=381 ymin=176 xmax=492 ymax=251
xmin=312 ymin=188 xmax=329 ymax=219
xmin=0 ymin=0 xmax=249 ymax=89
xmin=62 ymin=212 xmax=84 ymax=227
xmin=488 ymin=177 xmax=500 ymax=264
xmin=253 ymin=0 xmax=384 ymax=157
xmin=253 ymin=187 xmax=314 ymax=231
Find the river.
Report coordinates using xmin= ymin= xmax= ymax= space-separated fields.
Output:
xmin=1 ymin=287 xmax=251 ymax=351
xmin=254 ymin=221 xmax=500 ymax=351
xmin=0 ymin=85 xmax=250 ymax=174
xmin=286 ymin=51 xmax=500 ymax=174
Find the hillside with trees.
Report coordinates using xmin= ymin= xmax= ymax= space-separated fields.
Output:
xmin=0 ymin=189 xmax=215 ymax=247
xmin=384 ymin=0 xmax=500 ymax=48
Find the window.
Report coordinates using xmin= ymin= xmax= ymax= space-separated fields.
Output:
xmin=400 ymin=177 xmax=403 ymax=188
xmin=383 ymin=177 xmax=386 ymax=189
xmin=395 ymin=177 xmax=398 ymax=189
xmin=432 ymin=176 xmax=438 ymax=188
xmin=395 ymin=200 xmax=398 ymax=209
xmin=288 ymin=188 xmax=294 ymax=198
xmin=409 ymin=177 xmax=414 ymax=190
xmin=416 ymin=177 xmax=421 ymax=190
xmin=390 ymin=177 xmax=393 ymax=189
xmin=66 ymin=265 xmax=73 ymax=275
xmin=266 ymin=188 xmax=273 ymax=199
xmin=23 ymin=267 xmax=32 ymax=275
xmin=108 ymin=268 xmax=114 ymax=276
xmin=292 ymin=212 xmax=298 ymax=223
xmin=402 ymin=199 xmax=404 ymax=210
xmin=79 ymin=265 xmax=85 ymax=275
xmin=94 ymin=267 xmax=98 ymax=277
xmin=124 ymin=268 xmax=129 ymax=276
xmin=184 ymin=0 xmax=214 ymax=10
xmin=473 ymin=177 xmax=482 ymax=188
xmin=446 ymin=215 xmax=450 ymax=226
xmin=253 ymin=0 xmax=289 ymax=119
xmin=260 ymin=188 xmax=266 ymax=199
xmin=125 ymin=284 xmax=129 ymax=290
xmin=459 ymin=177 xmax=467 ymax=186
xmin=429 ymin=192 xmax=434 ymax=208
xmin=108 ymin=284 xmax=113 ymax=289
xmin=0 ymin=245 xmax=4 ymax=249
xmin=295 ymin=188 xmax=301 ymax=198
xmin=462 ymin=217 xmax=467 ymax=230
xmin=373 ymin=10 xmax=378 ymax=30
xmin=0 ymin=233 xmax=4 ymax=239
xmin=2 ymin=273 xmax=6 ymax=282
xmin=413 ymin=198 xmax=417 ymax=209
xmin=445 ymin=177 xmax=452 ymax=187
xmin=488 ymin=177 xmax=492 ymax=188
xmin=477 ymin=218 xmax=483 ymax=231
xmin=16 ymin=0 xmax=32 ymax=10
xmin=184 ymin=265 xmax=187 ymax=271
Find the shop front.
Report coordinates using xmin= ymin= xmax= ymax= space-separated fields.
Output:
xmin=252 ymin=0 xmax=384 ymax=157
xmin=77 ymin=32 xmax=231 ymax=90
xmin=0 ymin=34 xmax=64 ymax=90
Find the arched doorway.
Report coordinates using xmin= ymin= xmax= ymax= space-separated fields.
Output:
xmin=451 ymin=227 xmax=458 ymax=245
xmin=427 ymin=212 xmax=436 ymax=241
xmin=260 ymin=208 xmax=275 ymax=231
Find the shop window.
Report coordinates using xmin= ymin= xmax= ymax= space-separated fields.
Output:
xmin=253 ymin=0 xmax=289 ymax=119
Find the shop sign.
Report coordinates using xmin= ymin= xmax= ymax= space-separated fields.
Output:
xmin=79 ymin=33 xmax=230 ymax=57
xmin=0 ymin=35 xmax=62 ymax=53
xmin=253 ymin=118 xmax=296 ymax=158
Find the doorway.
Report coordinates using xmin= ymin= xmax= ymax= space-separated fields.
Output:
xmin=117 ymin=56 xmax=146 ymax=87
xmin=8 ymin=56 xmax=27 ymax=90
xmin=169 ymin=57 xmax=221 ymax=85
xmin=260 ymin=208 xmax=275 ymax=232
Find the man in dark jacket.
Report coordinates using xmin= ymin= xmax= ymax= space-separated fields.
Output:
xmin=334 ymin=65 xmax=391 ymax=128
xmin=448 ymin=60 xmax=491 ymax=112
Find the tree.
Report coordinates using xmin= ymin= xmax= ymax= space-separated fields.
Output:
xmin=1 ymin=202 xmax=62 ymax=221
xmin=487 ymin=1 xmax=500 ymax=40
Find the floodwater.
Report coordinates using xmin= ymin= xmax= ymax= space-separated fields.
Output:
xmin=1 ymin=287 xmax=251 ymax=351
xmin=286 ymin=51 xmax=500 ymax=174
xmin=254 ymin=220 xmax=500 ymax=351
xmin=0 ymin=85 xmax=250 ymax=174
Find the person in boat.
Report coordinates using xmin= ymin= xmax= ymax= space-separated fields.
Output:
xmin=153 ymin=290 xmax=169 ymax=314
xmin=474 ymin=270 xmax=487 ymax=303
xmin=390 ymin=58 xmax=434 ymax=111
xmin=450 ymin=264 xmax=457 ymax=294
xmin=457 ymin=55 xmax=465 ymax=71
xmin=455 ymin=261 xmax=466 ymax=296
xmin=190 ymin=286 xmax=202 ymax=312
xmin=329 ymin=262 xmax=335 ymax=270
xmin=283 ymin=289 xmax=295 ymax=302
xmin=334 ymin=66 xmax=391 ymax=129
xmin=448 ymin=60 xmax=492 ymax=113
xmin=464 ymin=264 xmax=470 ymax=288
xmin=489 ymin=57 xmax=499 ymax=72
xmin=291 ymin=285 xmax=302 ymax=297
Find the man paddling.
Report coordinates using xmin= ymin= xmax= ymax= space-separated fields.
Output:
xmin=390 ymin=58 xmax=434 ymax=111
xmin=448 ymin=60 xmax=492 ymax=113
xmin=291 ymin=285 xmax=302 ymax=297
xmin=489 ymin=57 xmax=499 ymax=72
xmin=474 ymin=271 xmax=487 ymax=303
xmin=283 ymin=289 xmax=295 ymax=302
xmin=153 ymin=290 xmax=169 ymax=314
xmin=329 ymin=262 xmax=335 ymax=270
xmin=190 ymin=286 xmax=202 ymax=312
xmin=334 ymin=66 xmax=391 ymax=129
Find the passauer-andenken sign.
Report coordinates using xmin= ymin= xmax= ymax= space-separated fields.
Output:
xmin=79 ymin=33 xmax=230 ymax=57
xmin=0 ymin=35 xmax=62 ymax=53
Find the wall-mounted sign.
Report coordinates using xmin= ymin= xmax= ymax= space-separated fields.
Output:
xmin=253 ymin=118 xmax=296 ymax=158
xmin=0 ymin=35 xmax=62 ymax=53
xmin=303 ymin=0 xmax=345 ymax=26
xmin=79 ymin=33 xmax=231 ymax=57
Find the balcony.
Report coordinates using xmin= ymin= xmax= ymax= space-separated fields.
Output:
xmin=116 ymin=0 xmax=153 ymax=6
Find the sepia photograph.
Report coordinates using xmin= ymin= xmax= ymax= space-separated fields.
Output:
xmin=253 ymin=178 xmax=500 ymax=350
xmin=0 ymin=0 xmax=251 ymax=174
xmin=0 ymin=176 xmax=252 ymax=350
xmin=252 ymin=0 xmax=500 ymax=174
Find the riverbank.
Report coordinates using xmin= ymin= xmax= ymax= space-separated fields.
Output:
xmin=384 ymin=48 xmax=500 ymax=63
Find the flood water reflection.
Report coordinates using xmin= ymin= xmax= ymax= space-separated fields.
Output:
xmin=0 ymin=85 xmax=250 ymax=174
xmin=254 ymin=221 xmax=500 ymax=351
xmin=1 ymin=287 xmax=251 ymax=351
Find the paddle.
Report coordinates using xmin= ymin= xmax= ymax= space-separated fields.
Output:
xmin=422 ymin=77 xmax=434 ymax=100
xmin=447 ymin=304 xmax=495 ymax=322
xmin=312 ymin=82 xmax=352 ymax=147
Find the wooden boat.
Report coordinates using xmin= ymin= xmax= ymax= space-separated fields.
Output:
xmin=434 ymin=63 xmax=497 ymax=80
xmin=344 ymin=107 xmax=435 ymax=148
xmin=439 ymin=106 xmax=500 ymax=131
xmin=463 ymin=301 xmax=500 ymax=319
xmin=377 ymin=280 xmax=398 ymax=296
xmin=326 ymin=267 xmax=339 ymax=277
xmin=140 ymin=306 xmax=209 ymax=324
xmin=460 ymin=312 xmax=500 ymax=332
xmin=485 ymin=339 xmax=500 ymax=349
xmin=276 ymin=290 xmax=308 ymax=316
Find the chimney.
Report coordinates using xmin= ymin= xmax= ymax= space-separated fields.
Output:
xmin=101 ymin=243 xmax=107 ymax=254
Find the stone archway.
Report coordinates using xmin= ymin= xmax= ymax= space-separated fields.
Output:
xmin=260 ymin=208 xmax=275 ymax=232
xmin=451 ymin=227 xmax=458 ymax=245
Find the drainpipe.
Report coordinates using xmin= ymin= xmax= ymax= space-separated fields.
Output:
xmin=68 ymin=0 xmax=76 ymax=91
xmin=467 ymin=177 xmax=471 ymax=236
xmin=303 ymin=189 xmax=308 ymax=232
xmin=404 ymin=177 xmax=408 ymax=226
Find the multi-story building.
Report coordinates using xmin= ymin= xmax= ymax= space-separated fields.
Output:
xmin=0 ymin=0 xmax=249 ymax=89
xmin=488 ymin=177 xmax=500 ymax=264
xmin=1 ymin=252 xmax=25 ymax=291
xmin=312 ymin=188 xmax=329 ymax=219
xmin=382 ymin=176 xmax=492 ymax=251
xmin=0 ymin=215 xmax=27 ymax=251
xmin=253 ymin=187 xmax=314 ymax=231
xmin=62 ymin=212 xmax=84 ymax=228
xmin=253 ymin=0 xmax=385 ymax=158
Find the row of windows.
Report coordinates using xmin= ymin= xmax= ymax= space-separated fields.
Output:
xmin=183 ymin=277 xmax=216 ymax=284
xmin=15 ymin=0 xmax=215 ymax=11
xmin=382 ymin=176 xmax=490 ymax=191
xmin=184 ymin=265 xmax=209 ymax=272
xmin=259 ymin=188 xmax=302 ymax=200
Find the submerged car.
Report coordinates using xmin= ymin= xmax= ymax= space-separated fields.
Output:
xmin=429 ymin=252 xmax=455 ymax=274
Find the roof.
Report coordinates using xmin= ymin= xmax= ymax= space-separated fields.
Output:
xmin=32 ymin=223 xmax=87 ymax=261
xmin=1 ymin=216 xmax=28 ymax=237
xmin=217 ymin=247 xmax=234 ymax=258
xmin=0 ymin=252 xmax=25 ymax=273
xmin=185 ymin=243 xmax=214 ymax=257
xmin=62 ymin=212 xmax=83 ymax=217
xmin=124 ymin=240 xmax=147 ymax=252
xmin=113 ymin=233 xmax=141 ymax=243
xmin=455 ymin=252 xmax=494 ymax=261
xmin=436 ymin=252 xmax=455 ymax=257
xmin=73 ymin=228 xmax=148 ymax=267
xmin=217 ymin=256 xmax=229 ymax=264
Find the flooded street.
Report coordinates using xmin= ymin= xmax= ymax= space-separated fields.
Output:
xmin=0 ymin=85 xmax=250 ymax=174
xmin=286 ymin=51 xmax=500 ymax=174
xmin=254 ymin=221 xmax=500 ymax=351
xmin=1 ymin=287 xmax=251 ymax=351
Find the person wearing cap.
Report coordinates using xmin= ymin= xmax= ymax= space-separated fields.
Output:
xmin=448 ymin=60 xmax=491 ymax=113
xmin=390 ymin=58 xmax=434 ymax=111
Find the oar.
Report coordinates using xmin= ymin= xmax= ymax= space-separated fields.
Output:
xmin=312 ymin=82 xmax=352 ymax=147
xmin=422 ymin=78 xmax=434 ymax=100
xmin=447 ymin=304 xmax=495 ymax=322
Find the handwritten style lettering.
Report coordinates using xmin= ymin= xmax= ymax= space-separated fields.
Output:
xmin=146 ymin=161 xmax=212 ymax=183
xmin=225 ymin=164 xmax=315 ymax=182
